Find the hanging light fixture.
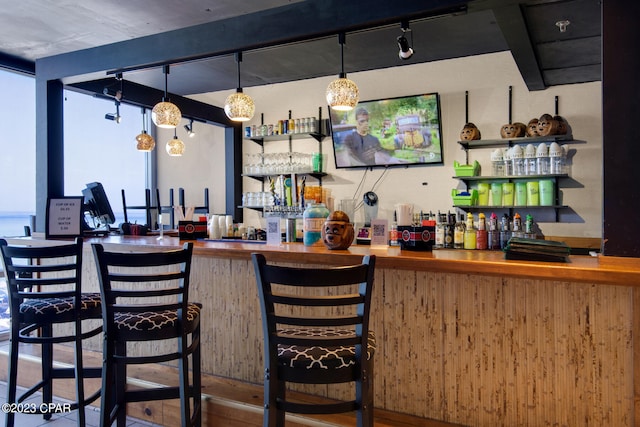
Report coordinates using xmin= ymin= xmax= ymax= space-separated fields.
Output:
xmin=224 ymin=51 xmax=255 ymax=122
xmin=152 ymin=64 xmax=182 ymax=128
xmin=104 ymin=74 xmax=123 ymax=123
xmin=166 ymin=128 xmax=185 ymax=156
xmin=136 ymin=107 xmax=156 ymax=151
xmin=326 ymin=32 xmax=359 ymax=111
xmin=184 ymin=119 xmax=196 ymax=138
xmin=397 ymin=21 xmax=414 ymax=60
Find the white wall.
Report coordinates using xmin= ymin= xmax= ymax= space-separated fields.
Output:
xmin=187 ymin=51 xmax=602 ymax=238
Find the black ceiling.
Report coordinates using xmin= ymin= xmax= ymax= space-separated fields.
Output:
xmin=0 ymin=0 xmax=601 ymax=96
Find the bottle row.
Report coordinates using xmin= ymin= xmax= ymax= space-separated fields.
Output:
xmin=436 ymin=211 xmax=536 ymax=250
xmin=245 ymin=117 xmax=318 ymax=138
xmin=490 ymin=142 xmax=567 ymax=176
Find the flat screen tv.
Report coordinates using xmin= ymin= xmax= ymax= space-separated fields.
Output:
xmin=329 ymin=93 xmax=443 ymax=169
xmin=82 ymin=182 xmax=116 ymax=229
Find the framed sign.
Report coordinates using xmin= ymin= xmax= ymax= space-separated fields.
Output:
xmin=46 ymin=196 xmax=84 ymax=238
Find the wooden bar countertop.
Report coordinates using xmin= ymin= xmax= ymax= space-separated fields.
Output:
xmin=68 ymin=235 xmax=640 ymax=287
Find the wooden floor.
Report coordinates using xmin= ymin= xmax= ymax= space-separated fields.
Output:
xmin=0 ymin=343 xmax=464 ymax=427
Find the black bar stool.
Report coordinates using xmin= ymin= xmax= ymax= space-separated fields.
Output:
xmin=0 ymin=237 xmax=102 ymax=427
xmin=251 ymin=253 xmax=377 ymax=427
xmin=91 ymin=242 xmax=202 ymax=427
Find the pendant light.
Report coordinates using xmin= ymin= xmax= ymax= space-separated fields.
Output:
xmin=326 ymin=33 xmax=359 ymax=111
xmin=136 ymin=108 xmax=156 ymax=151
xmin=224 ymin=51 xmax=255 ymax=122
xmin=152 ymin=65 xmax=182 ymax=128
xmin=166 ymin=128 xmax=185 ymax=156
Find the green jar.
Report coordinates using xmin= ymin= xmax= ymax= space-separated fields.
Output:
xmin=303 ymin=202 xmax=330 ymax=246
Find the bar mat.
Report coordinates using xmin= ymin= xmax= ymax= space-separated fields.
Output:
xmin=504 ymin=237 xmax=570 ymax=262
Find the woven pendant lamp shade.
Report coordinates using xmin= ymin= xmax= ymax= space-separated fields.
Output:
xmin=166 ymin=135 xmax=185 ymax=156
xmin=136 ymin=131 xmax=156 ymax=152
xmin=152 ymin=101 xmax=181 ymax=128
xmin=326 ymin=33 xmax=359 ymax=111
xmin=326 ymin=77 xmax=359 ymax=111
xmin=224 ymin=90 xmax=255 ymax=122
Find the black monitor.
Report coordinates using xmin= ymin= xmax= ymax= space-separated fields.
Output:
xmin=82 ymin=182 xmax=115 ymax=230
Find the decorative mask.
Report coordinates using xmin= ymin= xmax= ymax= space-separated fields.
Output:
xmin=322 ymin=210 xmax=354 ymax=250
xmin=526 ymin=118 xmax=539 ymax=137
xmin=537 ymin=113 xmax=559 ymax=136
xmin=500 ymin=122 xmax=526 ymax=138
xmin=553 ymin=115 xmax=569 ymax=135
xmin=460 ymin=122 xmax=481 ymax=140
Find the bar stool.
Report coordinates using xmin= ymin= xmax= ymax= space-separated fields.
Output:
xmin=91 ymin=242 xmax=201 ymax=427
xmin=0 ymin=238 xmax=102 ymax=427
xmin=251 ymin=253 xmax=376 ymax=427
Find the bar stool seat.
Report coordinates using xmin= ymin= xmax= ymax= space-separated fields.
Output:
xmin=276 ymin=328 xmax=375 ymax=370
xmin=18 ymin=292 xmax=102 ymax=322
xmin=112 ymin=302 xmax=201 ymax=339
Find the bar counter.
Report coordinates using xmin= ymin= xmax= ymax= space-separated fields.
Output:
xmin=11 ymin=235 xmax=640 ymax=426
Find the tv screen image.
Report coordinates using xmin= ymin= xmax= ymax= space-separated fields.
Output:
xmin=329 ymin=93 xmax=443 ymax=169
xmin=82 ymin=182 xmax=116 ymax=229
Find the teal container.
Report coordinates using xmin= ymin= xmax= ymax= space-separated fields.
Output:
xmin=303 ymin=202 xmax=330 ymax=246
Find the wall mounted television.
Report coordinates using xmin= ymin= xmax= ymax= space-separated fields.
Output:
xmin=329 ymin=93 xmax=443 ymax=169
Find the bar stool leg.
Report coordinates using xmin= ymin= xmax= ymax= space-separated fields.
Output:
xmin=42 ymin=324 xmax=54 ymax=421
xmin=74 ymin=317 xmax=87 ymax=427
xmin=5 ymin=324 xmax=19 ymax=427
xmin=115 ymin=341 xmax=127 ymax=427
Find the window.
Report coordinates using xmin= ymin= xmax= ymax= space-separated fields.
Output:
xmin=63 ymin=90 xmax=150 ymax=227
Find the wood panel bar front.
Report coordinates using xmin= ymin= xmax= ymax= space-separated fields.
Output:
xmin=8 ymin=235 xmax=639 ymax=426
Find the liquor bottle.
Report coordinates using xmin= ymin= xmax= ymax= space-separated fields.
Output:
xmin=499 ymin=214 xmax=511 ymax=249
xmin=444 ymin=211 xmax=455 ymax=249
xmin=463 ymin=212 xmax=477 ymax=250
xmin=434 ymin=211 xmax=445 ymax=249
xmin=454 ymin=214 xmax=466 ymax=249
xmin=512 ymin=212 xmax=523 ymax=238
xmin=525 ymin=214 xmax=536 ymax=239
xmin=487 ymin=212 xmax=500 ymax=250
xmin=389 ymin=212 xmax=399 ymax=246
xmin=476 ymin=212 xmax=488 ymax=250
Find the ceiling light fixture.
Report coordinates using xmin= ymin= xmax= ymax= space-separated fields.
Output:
xmin=166 ymin=128 xmax=185 ymax=156
xmin=104 ymin=99 xmax=122 ymax=123
xmin=326 ymin=32 xmax=359 ymax=111
xmin=184 ymin=119 xmax=196 ymax=138
xmin=104 ymin=74 xmax=123 ymax=123
xmin=224 ymin=52 xmax=255 ymax=122
xmin=136 ymin=107 xmax=156 ymax=152
xmin=397 ymin=21 xmax=414 ymax=60
xmin=555 ymin=20 xmax=570 ymax=33
xmin=152 ymin=65 xmax=181 ymax=128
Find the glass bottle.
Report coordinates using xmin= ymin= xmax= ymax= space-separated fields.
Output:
xmin=463 ymin=212 xmax=477 ymax=250
xmin=475 ymin=212 xmax=488 ymax=250
xmin=487 ymin=212 xmax=500 ymax=250
xmin=454 ymin=214 xmax=465 ymax=249
xmin=525 ymin=214 xmax=536 ymax=239
xmin=444 ymin=212 xmax=456 ymax=248
xmin=389 ymin=212 xmax=399 ymax=246
xmin=434 ymin=212 xmax=445 ymax=249
xmin=499 ymin=214 xmax=511 ymax=249
xmin=512 ymin=212 xmax=523 ymax=238
xmin=303 ymin=202 xmax=330 ymax=246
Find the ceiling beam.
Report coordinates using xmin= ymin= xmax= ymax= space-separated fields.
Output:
xmin=490 ymin=4 xmax=546 ymax=90
xmin=35 ymin=0 xmax=468 ymax=83
xmin=0 ymin=52 xmax=35 ymax=75
xmin=69 ymin=79 xmax=232 ymax=126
